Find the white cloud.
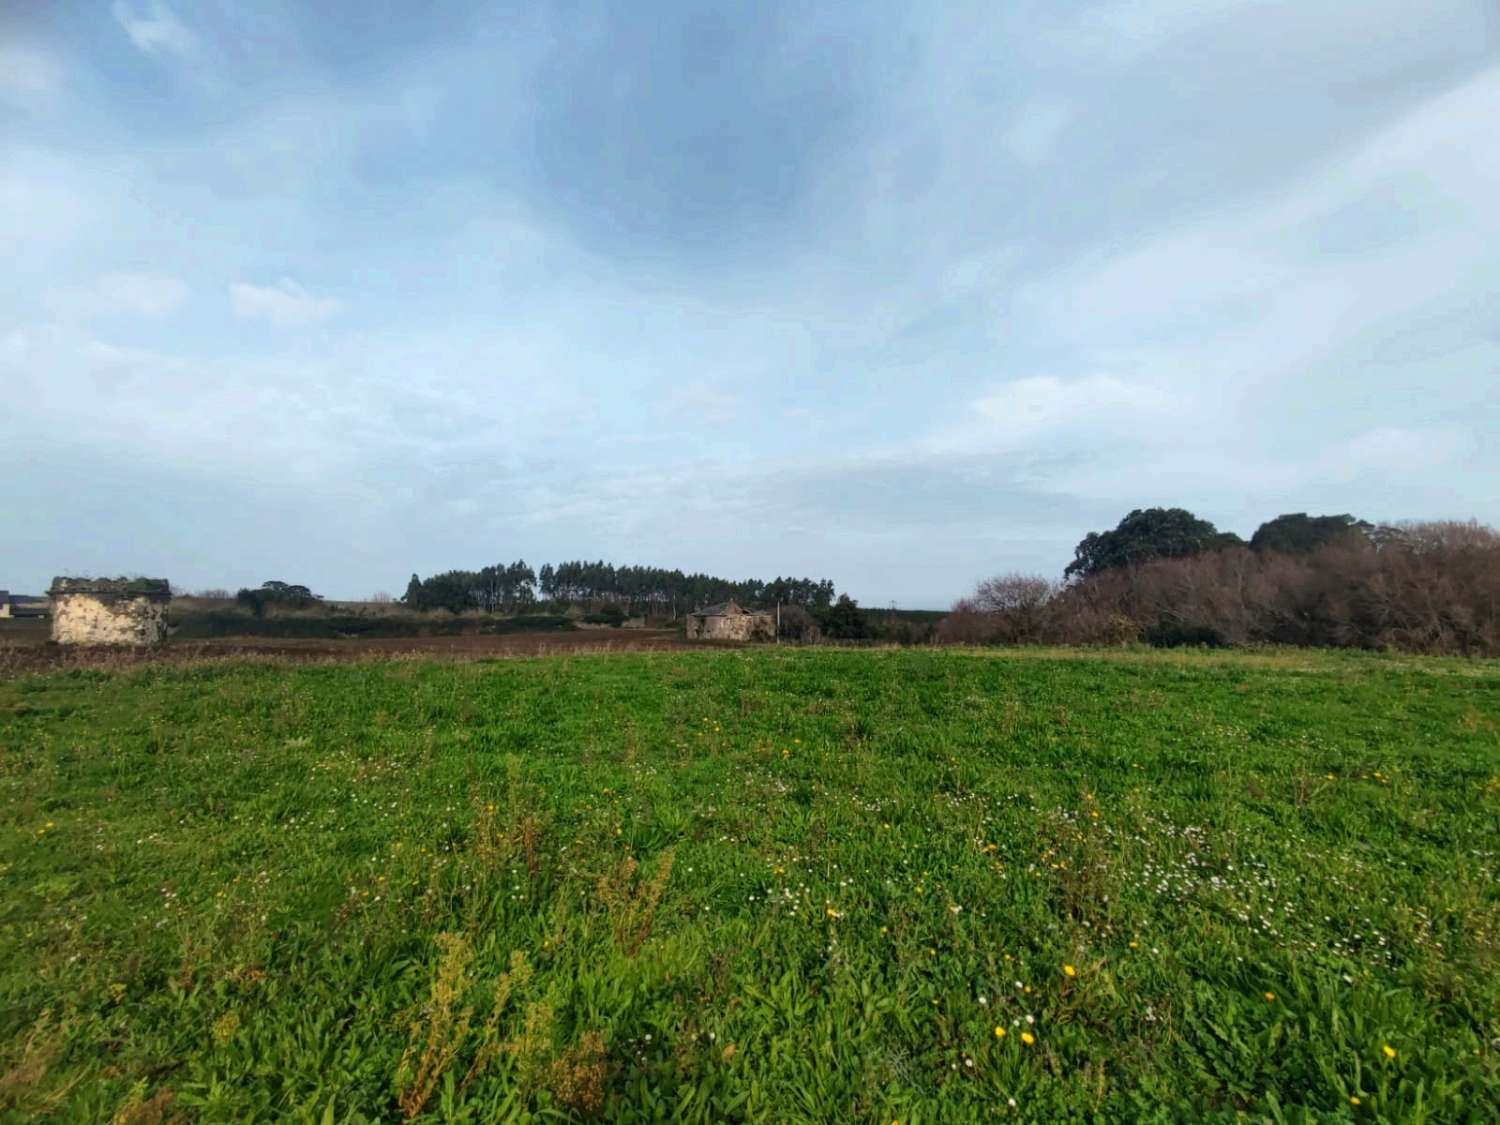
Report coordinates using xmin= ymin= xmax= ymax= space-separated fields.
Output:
xmin=0 ymin=43 xmax=62 ymax=104
xmin=928 ymin=374 xmax=1182 ymax=457
xmin=230 ymin=279 xmax=340 ymax=326
xmin=111 ymin=1 xmax=196 ymax=58
xmin=95 ymin=273 xmax=187 ymax=316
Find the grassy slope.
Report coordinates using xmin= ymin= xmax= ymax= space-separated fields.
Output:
xmin=1 ymin=648 xmax=1497 ymax=1123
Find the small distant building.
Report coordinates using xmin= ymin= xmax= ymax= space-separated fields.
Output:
xmin=685 ymin=599 xmax=774 ymax=642
xmin=48 ymin=577 xmax=171 ymax=646
xmin=0 ymin=592 xmax=49 ymax=619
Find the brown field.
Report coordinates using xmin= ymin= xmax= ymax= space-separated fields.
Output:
xmin=0 ymin=624 xmax=716 ymax=675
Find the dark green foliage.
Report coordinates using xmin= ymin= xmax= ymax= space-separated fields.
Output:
xmin=48 ymin=576 xmax=170 ymax=597
xmin=475 ymin=614 xmax=575 ymax=635
xmin=1145 ymin=621 xmax=1227 ymax=648
xmin=819 ymin=594 xmax=871 ymax=639
xmin=174 ymin=610 xmax=422 ymax=638
xmin=1066 ymin=508 xmax=1243 ymax=579
xmin=583 ymin=605 xmax=628 ymax=628
xmin=401 ymin=561 xmax=838 ymax=618
xmin=235 ymin=581 xmax=321 ymax=617
xmin=539 ymin=562 xmax=836 ymax=616
xmin=1250 ymin=512 xmax=1373 ymax=554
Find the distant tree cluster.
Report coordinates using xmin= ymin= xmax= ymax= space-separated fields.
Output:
xmin=944 ymin=510 xmax=1500 ymax=655
xmin=1065 ymin=507 xmax=1245 ymax=579
xmin=400 ymin=559 xmax=837 ymax=617
xmin=402 ymin=562 xmax=538 ymax=614
xmin=236 ymin=580 xmax=321 ymax=617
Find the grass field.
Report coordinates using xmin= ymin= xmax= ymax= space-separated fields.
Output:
xmin=2 ymin=647 xmax=1498 ymax=1122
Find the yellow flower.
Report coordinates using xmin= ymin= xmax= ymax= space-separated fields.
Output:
xmin=994 ymin=1026 xmax=1006 ymax=1039
xmin=1020 ymin=1031 xmax=1035 ymax=1046
xmin=1264 ymin=991 xmax=1276 ymax=1002
xmin=1383 ymin=1044 xmax=1396 ymax=1059
xmin=1349 ymin=1096 xmax=1360 ymax=1105
xmin=1062 ymin=964 xmax=1077 ymax=978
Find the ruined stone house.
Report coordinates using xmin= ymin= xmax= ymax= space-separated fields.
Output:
xmin=48 ymin=577 xmax=171 ymax=646
xmin=685 ymin=599 xmax=774 ymax=642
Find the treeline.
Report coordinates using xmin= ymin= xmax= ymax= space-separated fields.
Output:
xmin=400 ymin=560 xmax=837 ymax=617
xmin=943 ymin=510 xmax=1500 ymax=656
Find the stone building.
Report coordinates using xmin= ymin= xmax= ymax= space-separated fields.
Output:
xmin=48 ymin=577 xmax=171 ymax=646
xmin=685 ymin=599 xmax=774 ymax=642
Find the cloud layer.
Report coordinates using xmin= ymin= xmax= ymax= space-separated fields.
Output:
xmin=2 ymin=1 xmax=1497 ymax=602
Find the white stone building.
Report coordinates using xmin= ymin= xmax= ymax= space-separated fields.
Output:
xmin=48 ymin=577 xmax=171 ymax=646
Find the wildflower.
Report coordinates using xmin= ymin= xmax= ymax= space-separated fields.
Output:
xmin=1383 ymin=1044 xmax=1396 ymax=1059
xmin=994 ymin=1026 xmax=1006 ymax=1039
xmin=1264 ymin=991 xmax=1276 ymax=1002
xmin=1349 ymin=1096 xmax=1360 ymax=1105
xmin=1020 ymin=1031 xmax=1035 ymax=1046
xmin=1062 ymin=964 xmax=1077 ymax=978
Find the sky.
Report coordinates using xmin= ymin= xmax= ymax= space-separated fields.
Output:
xmin=3 ymin=1 xmax=1498 ymax=606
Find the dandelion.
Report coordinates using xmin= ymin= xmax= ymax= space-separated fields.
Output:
xmin=1020 ymin=1031 xmax=1035 ymax=1046
xmin=1383 ymin=1044 xmax=1396 ymax=1059
xmin=1264 ymin=991 xmax=1276 ymax=1002
xmin=994 ymin=1026 xmax=1006 ymax=1039
xmin=1062 ymin=964 xmax=1077 ymax=978
xmin=1349 ymin=1095 xmax=1360 ymax=1105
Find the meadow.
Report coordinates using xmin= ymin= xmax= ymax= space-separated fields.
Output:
xmin=1 ymin=647 xmax=1497 ymax=1122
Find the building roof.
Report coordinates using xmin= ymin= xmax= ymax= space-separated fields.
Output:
xmin=695 ymin=600 xmax=747 ymax=617
xmin=48 ymin=576 xmax=171 ymax=597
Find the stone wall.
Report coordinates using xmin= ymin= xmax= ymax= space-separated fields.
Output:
xmin=49 ymin=578 xmax=170 ymax=646
xmin=686 ymin=612 xmax=774 ymax=642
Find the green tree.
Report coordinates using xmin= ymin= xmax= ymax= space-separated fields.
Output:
xmin=1249 ymin=513 xmax=1371 ymax=555
xmin=820 ymin=594 xmax=871 ymax=640
xmin=1066 ymin=508 xmax=1242 ymax=580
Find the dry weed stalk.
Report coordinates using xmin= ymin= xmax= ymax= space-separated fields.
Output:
xmin=597 ymin=848 xmax=676 ymax=955
xmin=396 ymin=933 xmax=476 ymax=1119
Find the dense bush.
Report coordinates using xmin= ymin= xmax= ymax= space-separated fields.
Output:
xmin=235 ymin=581 xmax=321 ymax=617
xmin=818 ymin=595 xmax=871 ymax=640
xmin=582 ymin=605 xmax=628 ymax=627
xmin=944 ymin=520 xmax=1500 ymax=656
xmin=174 ymin=611 xmax=422 ymax=639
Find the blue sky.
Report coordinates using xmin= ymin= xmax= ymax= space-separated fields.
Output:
xmin=3 ymin=1 xmax=1497 ymax=605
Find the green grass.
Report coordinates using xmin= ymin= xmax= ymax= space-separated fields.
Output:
xmin=2 ymin=647 xmax=1498 ymax=1122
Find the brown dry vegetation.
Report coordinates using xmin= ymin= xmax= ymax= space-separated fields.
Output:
xmin=943 ymin=520 xmax=1500 ymax=655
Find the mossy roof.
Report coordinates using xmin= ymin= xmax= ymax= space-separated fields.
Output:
xmin=48 ymin=577 xmax=171 ymax=597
